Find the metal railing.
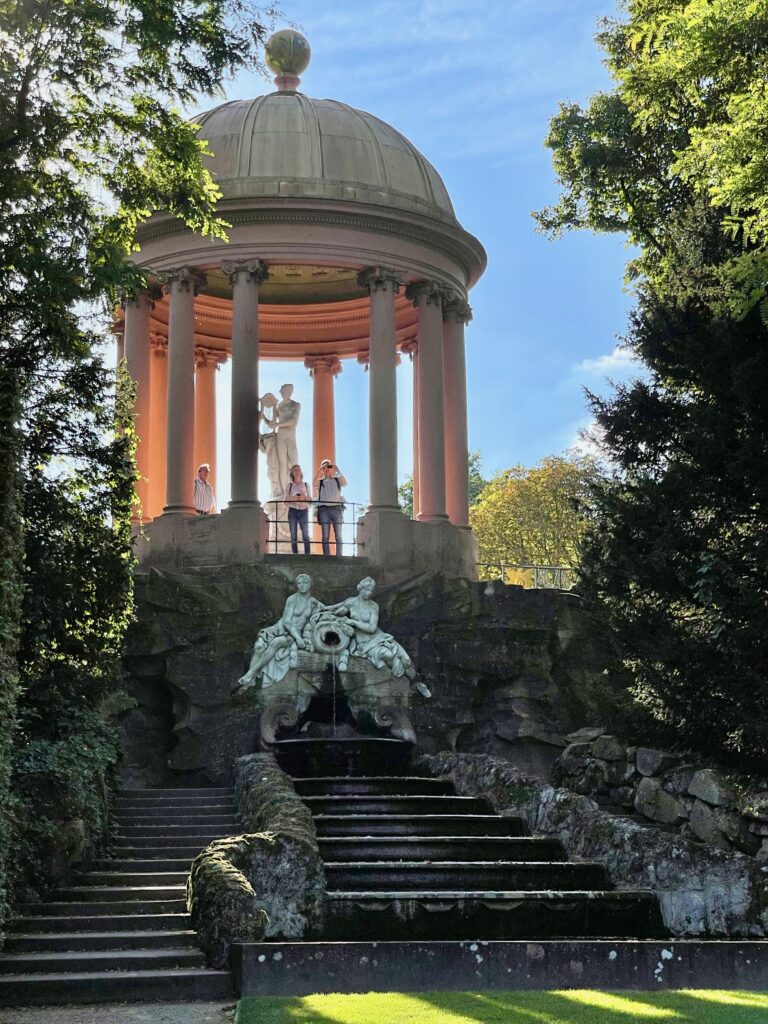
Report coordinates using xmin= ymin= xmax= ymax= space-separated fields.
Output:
xmin=264 ymin=500 xmax=365 ymax=557
xmin=477 ymin=562 xmax=578 ymax=591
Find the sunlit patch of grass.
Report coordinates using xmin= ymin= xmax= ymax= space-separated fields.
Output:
xmin=235 ymin=989 xmax=768 ymax=1024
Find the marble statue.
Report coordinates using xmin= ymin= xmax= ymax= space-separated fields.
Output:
xmin=258 ymin=392 xmax=281 ymax=498
xmin=274 ymin=383 xmax=301 ymax=490
xmin=324 ymin=577 xmax=417 ymax=680
xmin=235 ymin=573 xmax=323 ymax=692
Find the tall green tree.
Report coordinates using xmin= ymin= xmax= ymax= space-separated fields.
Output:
xmin=0 ymin=0 xmax=277 ymax=926
xmin=537 ymin=0 xmax=768 ymax=767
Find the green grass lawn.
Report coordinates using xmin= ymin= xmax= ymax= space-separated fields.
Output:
xmin=235 ymin=990 xmax=768 ymax=1024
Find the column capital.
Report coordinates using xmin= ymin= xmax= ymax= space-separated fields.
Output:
xmin=222 ymin=259 xmax=269 ymax=285
xmin=405 ymin=279 xmax=448 ymax=308
xmin=195 ymin=345 xmax=227 ymax=369
xmin=158 ymin=266 xmax=207 ymax=295
xmin=122 ymin=280 xmax=163 ymax=308
xmin=442 ymin=295 xmax=473 ymax=325
xmin=357 ymin=265 xmax=407 ymax=292
xmin=150 ymin=332 xmax=168 ymax=357
xmin=305 ymin=355 xmax=342 ymax=378
xmin=400 ymin=338 xmax=418 ymax=359
xmin=357 ymin=351 xmax=369 ymax=372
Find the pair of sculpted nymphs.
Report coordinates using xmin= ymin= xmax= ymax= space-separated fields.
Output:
xmin=236 ymin=574 xmax=427 ymax=695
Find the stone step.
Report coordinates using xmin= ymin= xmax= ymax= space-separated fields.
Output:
xmin=55 ymin=885 xmax=186 ymax=903
xmin=115 ymin=795 xmax=235 ymax=809
xmin=324 ymin=861 xmax=611 ymax=892
xmin=115 ymin=824 xmax=236 ymax=837
xmin=314 ymin=815 xmax=525 ymax=838
xmin=303 ymin=795 xmax=490 ymax=816
xmin=3 ymin=930 xmax=198 ymax=953
xmin=293 ymin=777 xmax=453 ymax=797
xmin=20 ymin=898 xmax=188 ymax=916
xmin=113 ymin=805 xmax=236 ymax=819
xmin=11 ymin=913 xmax=191 ymax=933
xmin=0 ymin=968 xmax=233 ymax=1006
xmin=0 ymin=948 xmax=205 ymax=974
xmin=317 ymin=837 xmax=565 ymax=862
xmin=113 ymin=835 xmax=227 ymax=849
xmin=114 ymin=814 xmax=239 ymax=827
xmin=323 ymin=891 xmax=667 ymax=941
xmin=119 ymin=788 xmax=234 ymax=798
xmin=75 ymin=871 xmax=189 ymax=887
xmin=94 ymin=858 xmax=196 ymax=872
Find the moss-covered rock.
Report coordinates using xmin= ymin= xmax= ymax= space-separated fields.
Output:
xmin=187 ymin=837 xmax=268 ymax=967
xmin=186 ymin=752 xmax=325 ymax=967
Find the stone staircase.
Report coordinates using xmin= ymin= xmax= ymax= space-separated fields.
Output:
xmin=0 ymin=788 xmax=238 ymax=1006
xmin=293 ymin=775 xmax=665 ymax=941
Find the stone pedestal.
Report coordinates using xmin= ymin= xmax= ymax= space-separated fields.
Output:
xmin=134 ymin=506 xmax=269 ymax=568
xmin=357 ymin=509 xmax=477 ymax=583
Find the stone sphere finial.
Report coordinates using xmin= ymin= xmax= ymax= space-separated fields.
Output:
xmin=265 ymin=29 xmax=311 ymax=92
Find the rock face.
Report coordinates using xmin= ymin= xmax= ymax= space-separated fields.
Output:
xmin=121 ymin=568 xmax=623 ymax=786
xmin=423 ymin=752 xmax=768 ymax=938
xmin=553 ymin=733 xmax=765 ymax=859
xmin=187 ymin=753 xmax=325 ymax=967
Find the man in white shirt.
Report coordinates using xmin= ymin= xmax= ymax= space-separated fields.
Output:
xmin=194 ymin=464 xmax=216 ymax=515
xmin=314 ymin=458 xmax=347 ymax=556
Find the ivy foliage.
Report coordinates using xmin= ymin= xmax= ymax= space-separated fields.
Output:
xmin=0 ymin=0 xmax=278 ymax=930
xmin=537 ymin=0 xmax=768 ymax=767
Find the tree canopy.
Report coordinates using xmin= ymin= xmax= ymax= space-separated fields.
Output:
xmin=470 ymin=455 xmax=600 ymax=579
xmin=0 ymin=0 xmax=277 ymax=927
xmin=538 ymin=0 xmax=768 ymax=767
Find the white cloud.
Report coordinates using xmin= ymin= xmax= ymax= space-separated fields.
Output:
xmin=574 ymin=345 xmax=638 ymax=376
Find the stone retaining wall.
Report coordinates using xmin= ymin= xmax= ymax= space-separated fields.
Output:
xmin=422 ymin=752 xmax=768 ymax=937
xmin=553 ymin=728 xmax=768 ymax=861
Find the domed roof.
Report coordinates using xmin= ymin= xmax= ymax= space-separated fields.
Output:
xmin=195 ymin=93 xmax=456 ymax=222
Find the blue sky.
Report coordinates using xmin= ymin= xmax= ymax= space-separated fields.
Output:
xmin=201 ymin=0 xmax=642 ymax=506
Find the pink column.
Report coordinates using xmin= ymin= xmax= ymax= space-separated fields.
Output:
xmin=123 ymin=290 xmax=153 ymax=522
xmin=161 ymin=267 xmax=205 ymax=514
xmin=442 ymin=296 xmax=473 ymax=527
xmin=401 ymin=339 xmax=419 ymax=518
xmin=406 ymin=281 xmax=448 ymax=521
xmin=149 ymin=333 xmax=168 ymax=519
xmin=223 ymin=259 xmax=268 ymax=507
xmin=305 ymin=356 xmax=342 ymax=474
xmin=194 ymin=346 xmax=223 ymax=500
